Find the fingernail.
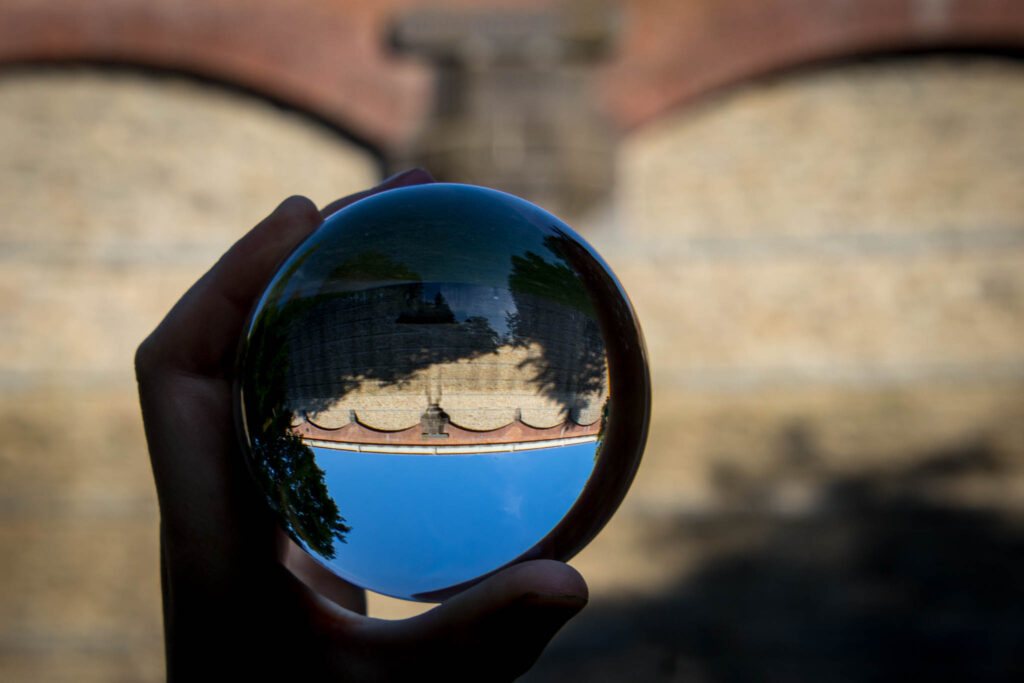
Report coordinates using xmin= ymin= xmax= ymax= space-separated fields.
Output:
xmin=379 ymin=167 xmax=433 ymax=188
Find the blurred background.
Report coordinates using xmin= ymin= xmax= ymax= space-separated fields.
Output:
xmin=1 ymin=0 xmax=1023 ymax=680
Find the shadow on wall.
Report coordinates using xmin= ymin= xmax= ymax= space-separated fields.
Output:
xmin=526 ymin=431 xmax=1024 ymax=682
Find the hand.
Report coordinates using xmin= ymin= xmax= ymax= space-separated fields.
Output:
xmin=135 ymin=169 xmax=588 ymax=681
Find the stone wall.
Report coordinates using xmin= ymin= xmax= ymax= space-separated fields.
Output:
xmin=2 ymin=48 xmax=1024 ymax=683
xmin=523 ymin=54 xmax=1024 ymax=681
xmin=0 ymin=67 xmax=375 ymax=681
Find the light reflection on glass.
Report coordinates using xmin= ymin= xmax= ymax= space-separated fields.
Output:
xmin=237 ymin=184 xmax=648 ymax=601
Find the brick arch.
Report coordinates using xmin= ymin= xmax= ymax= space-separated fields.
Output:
xmin=3 ymin=0 xmax=1024 ymax=144
xmin=0 ymin=0 xmax=431 ymax=149
xmin=598 ymin=0 xmax=1024 ymax=131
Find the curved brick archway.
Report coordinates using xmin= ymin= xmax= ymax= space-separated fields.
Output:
xmin=2 ymin=0 xmax=1023 ymax=147
xmin=600 ymin=0 xmax=1024 ymax=130
xmin=0 ymin=0 xmax=432 ymax=149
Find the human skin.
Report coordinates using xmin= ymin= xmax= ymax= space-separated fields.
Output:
xmin=135 ymin=169 xmax=588 ymax=681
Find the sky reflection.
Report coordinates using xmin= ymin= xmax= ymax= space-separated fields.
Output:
xmin=307 ymin=442 xmax=597 ymax=600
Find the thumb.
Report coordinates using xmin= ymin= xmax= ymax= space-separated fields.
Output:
xmin=375 ymin=560 xmax=588 ymax=681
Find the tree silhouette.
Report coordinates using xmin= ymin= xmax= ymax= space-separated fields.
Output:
xmin=506 ymin=237 xmax=607 ymax=421
xmin=241 ymin=251 xmax=351 ymax=557
xmin=323 ymin=248 xmax=421 ymax=285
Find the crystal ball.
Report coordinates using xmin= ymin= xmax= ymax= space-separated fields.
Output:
xmin=236 ymin=183 xmax=649 ymax=601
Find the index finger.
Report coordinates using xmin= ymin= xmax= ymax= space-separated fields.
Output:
xmin=136 ymin=195 xmax=324 ymax=379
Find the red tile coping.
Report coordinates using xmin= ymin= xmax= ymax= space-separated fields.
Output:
xmin=292 ymin=414 xmax=600 ymax=447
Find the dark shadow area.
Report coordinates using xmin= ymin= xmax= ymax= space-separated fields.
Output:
xmin=284 ymin=282 xmax=504 ymax=414
xmin=525 ymin=433 xmax=1024 ymax=682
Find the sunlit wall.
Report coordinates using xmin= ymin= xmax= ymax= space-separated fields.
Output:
xmin=2 ymin=42 xmax=1023 ymax=683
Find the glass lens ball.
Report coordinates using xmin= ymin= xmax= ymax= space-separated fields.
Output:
xmin=236 ymin=183 xmax=650 ymax=601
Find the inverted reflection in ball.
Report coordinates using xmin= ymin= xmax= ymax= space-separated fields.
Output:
xmin=237 ymin=184 xmax=649 ymax=601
